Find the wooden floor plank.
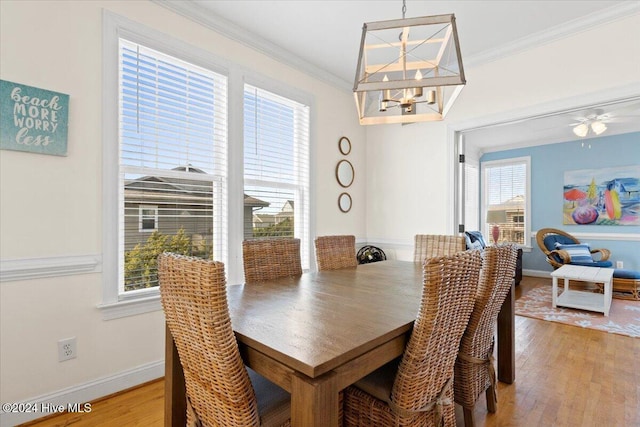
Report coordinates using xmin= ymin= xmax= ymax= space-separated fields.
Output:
xmin=21 ymin=276 xmax=640 ymax=427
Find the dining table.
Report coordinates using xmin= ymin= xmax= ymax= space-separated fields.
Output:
xmin=164 ymin=260 xmax=515 ymax=426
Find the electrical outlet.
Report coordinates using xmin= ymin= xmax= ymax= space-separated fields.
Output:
xmin=616 ymin=261 xmax=623 ymax=269
xmin=58 ymin=337 xmax=77 ymax=362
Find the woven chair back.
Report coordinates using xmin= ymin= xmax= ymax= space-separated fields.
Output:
xmin=414 ymin=234 xmax=466 ymax=263
xmin=390 ymin=250 xmax=482 ymax=425
xmin=454 ymin=245 xmax=519 ymax=409
xmin=158 ymin=253 xmax=260 ymax=426
xmin=314 ymin=235 xmax=357 ymax=271
xmin=243 ymin=238 xmax=302 ymax=283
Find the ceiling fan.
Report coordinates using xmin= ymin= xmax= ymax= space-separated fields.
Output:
xmin=569 ymin=102 xmax=640 ymax=138
xmin=569 ymin=112 xmax=610 ymax=137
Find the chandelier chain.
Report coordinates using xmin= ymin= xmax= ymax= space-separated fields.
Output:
xmin=402 ymin=0 xmax=406 ymax=19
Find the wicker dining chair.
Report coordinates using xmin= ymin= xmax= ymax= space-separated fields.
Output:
xmin=243 ymin=238 xmax=302 ymax=283
xmin=413 ymin=234 xmax=467 ymax=263
xmin=158 ymin=253 xmax=291 ymax=427
xmin=414 ymin=234 xmax=466 ymax=263
xmin=454 ymin=245 xmax=519 ymax=427
xmin=314 ymin=235 xmax=357 ymax=271
xmin=343 ymin=250 xmax=482 ymax=427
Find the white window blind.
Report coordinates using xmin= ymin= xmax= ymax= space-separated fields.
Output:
xmin=243 ymin=84 xmax=310 ymax=269
xmin=482 ymin=158 xmax=528 ymax=245
xmin=118 ymin=38 xmax=228 ymax=294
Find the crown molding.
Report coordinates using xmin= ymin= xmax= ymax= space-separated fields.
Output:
xmin=152 ymin=1 xmax=638 ymax=94
xmin=464 ymin=2 xmax=640 ymax=68
xmin=150 ymin=0 xmax=352 ymax=91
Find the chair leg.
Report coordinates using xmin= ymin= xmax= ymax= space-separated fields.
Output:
xmin=463 ymin=406 xmax=475 ymax=427
xmin=486 ymin=385 xmax=497 ymax=413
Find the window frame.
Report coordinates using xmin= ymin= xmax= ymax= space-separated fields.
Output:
xmin=464 ymin=160 xmax=480 ymax=232
xmin=480 ymin=156 xmax=531 ymax=248
xmin=100 ymin=12 xmax=315 ymax=319
xmin=138 ymin=205 xmax=158 ymax=232
xmin=101 ymin=13 xmax=232 ymax=318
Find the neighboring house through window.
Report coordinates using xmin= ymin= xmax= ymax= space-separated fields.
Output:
xmin=481 ymin=156 xmax=530 ymax=246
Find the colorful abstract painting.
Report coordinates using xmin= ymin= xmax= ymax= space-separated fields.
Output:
xmin=563 ymin=165 xmax=640 ymax=225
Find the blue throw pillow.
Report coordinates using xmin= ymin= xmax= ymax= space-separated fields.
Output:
xmin=543 ymin=234 xmax=574 ymax=251
xmin=555 ymin=243 xmax=594 ymax=264
xmin=465 ymin=231 xmax=486 ymax=250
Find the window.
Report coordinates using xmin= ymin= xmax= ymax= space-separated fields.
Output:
xmin=118 ymin=38 xmax=228 ymax=294
xmin=138 ymin=206 xmax=158 ymax=232
xmin=481 ymin=157 xmax=530 ymax=246
xmin=243 ymin=85 xmax=311 ymax=269
xmin=102 ymin=13 xmax=314 ymax=318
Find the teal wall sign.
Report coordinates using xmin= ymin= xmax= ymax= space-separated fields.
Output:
xmin=0 ymin=79 xmax=69 ymax=156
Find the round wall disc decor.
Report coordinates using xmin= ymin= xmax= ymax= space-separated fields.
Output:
xmin=338 ymin=136 xmax=351 ymax=155
xmin=336 ymin=159 xmax=354 ymax=188
xmin=338 ymin=192 xmax=352 ymax=213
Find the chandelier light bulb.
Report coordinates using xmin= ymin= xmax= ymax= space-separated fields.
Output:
xmin=381 ymin=75 xmax=391 ymax=102
xmin=427 ymin=90 xmax=436 ymax=105
xmin=413 ymin=70 xmax=424 ymax=98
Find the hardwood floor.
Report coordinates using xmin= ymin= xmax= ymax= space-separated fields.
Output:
xmin=19 ymin=380 xmax=164 ymax=427
xmin=21 ymin=276 xmax=640 ymax=427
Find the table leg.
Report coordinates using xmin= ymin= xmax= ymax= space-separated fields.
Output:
xmin=165 ymin=324 xmax=186 ymax=427
xmin=497 ymin=282 xmax=515 ymax=384
xmin=604 ymin=279 xmax=612 ymax=316
xmin=291 ymin=371 xmax=339 ymax=427
xmin=552 ymin=276 xmax=558 ymax=308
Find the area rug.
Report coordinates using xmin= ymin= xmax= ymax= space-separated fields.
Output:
xmin=515 ymin=285 xmax=640 ymax=338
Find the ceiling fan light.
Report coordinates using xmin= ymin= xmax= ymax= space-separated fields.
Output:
xmin=591 ymin=120 xmax=607 ymax=135
xmin=573 ymin=123 xmax=589 ymax=138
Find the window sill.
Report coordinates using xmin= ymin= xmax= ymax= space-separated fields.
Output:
xmin=98 ymin=293 xmax=162 ymax=320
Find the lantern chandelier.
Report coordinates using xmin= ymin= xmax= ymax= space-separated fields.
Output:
xmin=353 ymin=0 xmax=466 ymax=125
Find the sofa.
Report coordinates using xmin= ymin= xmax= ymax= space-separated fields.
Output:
xmin=465 ymin=231 xmax=523 ymax=286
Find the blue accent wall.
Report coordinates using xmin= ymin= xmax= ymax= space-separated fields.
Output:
xmin=481 ymin=132 xmax=640 ymax=272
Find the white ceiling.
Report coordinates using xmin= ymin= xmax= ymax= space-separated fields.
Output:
xmin=159 ymin=0 xmax=640 ymax=150
xmin=460 ymin=97 xmax=640 ymax=153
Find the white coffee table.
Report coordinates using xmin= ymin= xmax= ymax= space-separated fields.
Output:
xmin=550 ymin=264 xmax=615 ymax=316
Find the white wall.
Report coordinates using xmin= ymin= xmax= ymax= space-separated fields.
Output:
xmin=365 ymin=13 xmax=640 ymax=259
xmin=0 ymin=0 xmax=365 ymax=411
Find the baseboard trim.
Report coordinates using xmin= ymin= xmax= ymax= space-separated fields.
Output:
xmin=523 ymin=269 xmax=553 ymax=278
xmin=0 ymin=360 xmax=163 ymax=426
